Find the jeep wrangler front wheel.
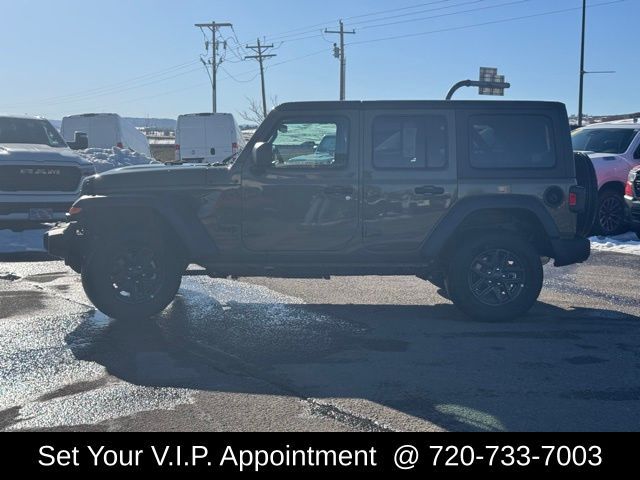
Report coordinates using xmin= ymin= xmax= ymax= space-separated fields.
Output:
xmin=446 ymin=234 xmax=543 ymax=321
xmin=81 ymin=231 xmax=183 ymax=320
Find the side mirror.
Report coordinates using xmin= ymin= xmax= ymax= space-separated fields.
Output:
xmin=252 ymin=142 xmax=273 ymax=168
xmin=68 ymin=131 xmax=88 ymax=150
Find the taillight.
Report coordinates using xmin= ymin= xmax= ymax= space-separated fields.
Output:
xmin=116 ymin=142 xmax=124 ymax=149
xmin=626 ymin=180 xmax=634 ymax=197
xmin=568 ymin=185 xmax=586 ymax=213
xmin=175 ymin=144 xmax=180 ymax=151
xmin=568 ymin=192 xmax=578 ymax=207
xmin=68 ymin=206 xmax=82 ymax=216
xmin=232 ymin=142 xmax=238 ymax=154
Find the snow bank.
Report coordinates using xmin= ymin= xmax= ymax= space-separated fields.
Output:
xmin=77 ymin=147 xmax=159 ymax=173
xmin=0 ymin=228 xmax=47 ymax=253
xmin=590 ymin=232 xmax=640 ymax=256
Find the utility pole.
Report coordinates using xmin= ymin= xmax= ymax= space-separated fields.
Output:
xmin=325 ymin=20 xmax=355 ymax=101
xmin=576 ymin=1 xmax=614 ymax=127
xmin=578 ymin=0 xmax=586 ymax=127
xmin=245 ymin=38 xmax=277 ymax=119
xmin=195 ymin=21 xmax=233 ymax=113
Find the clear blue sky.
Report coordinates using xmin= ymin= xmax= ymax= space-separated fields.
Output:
xmin=1 ymin=0 xmax=637 ymax=120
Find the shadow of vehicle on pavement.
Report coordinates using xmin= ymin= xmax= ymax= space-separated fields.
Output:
xmin=65 ymin=286 xmax=640 ymax=432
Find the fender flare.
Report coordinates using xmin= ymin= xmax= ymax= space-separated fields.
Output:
xmin=421 ymin=194 xmax=561 ymax=258
xmin=73 ymin=194 xmax=219 ymax=258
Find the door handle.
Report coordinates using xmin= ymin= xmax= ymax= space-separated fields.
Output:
xmin=414 ymin=185 xmax=445 ymax=195
xmin=324 ymin=185 xmax=354 ymax=195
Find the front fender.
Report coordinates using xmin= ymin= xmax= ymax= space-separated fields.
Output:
xmin=72 ymin=194 xmax=219 ymax=259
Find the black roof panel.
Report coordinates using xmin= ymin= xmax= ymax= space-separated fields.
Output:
xmin=276 ymin=100 xmax=566 ymax=111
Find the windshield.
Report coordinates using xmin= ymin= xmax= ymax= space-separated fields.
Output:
xmin=571 ymin=127 xmax=639 ymax=154
xmin=0 ymin=117 xmax=67 ymax=147
xmin=317 ymin=135 xmax=336 ymax=154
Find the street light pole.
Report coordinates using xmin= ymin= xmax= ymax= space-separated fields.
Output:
xmin=578 ymin=0 xmax=586 ymax=127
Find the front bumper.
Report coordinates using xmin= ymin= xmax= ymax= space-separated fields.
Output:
xmin=0 ymin=202 xmax=73 ymax=223
xmin=625 ymin=196 xmax=640 ymax=232
xmin=43 ymin=222 xmax=83 ymax=271
xmin=551 ymin=236 xmax=591 ymax=267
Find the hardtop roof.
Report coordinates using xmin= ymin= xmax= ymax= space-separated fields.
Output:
xmin=275 ymin=100 xmax=566 ymax=111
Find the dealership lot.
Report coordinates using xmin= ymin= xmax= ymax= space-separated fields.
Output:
xmin=0 ymin=250 xmax=638 ymax=432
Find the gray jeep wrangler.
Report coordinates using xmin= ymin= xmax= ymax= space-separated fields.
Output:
xmin=45 ymin=101 xmax=596 ymax=321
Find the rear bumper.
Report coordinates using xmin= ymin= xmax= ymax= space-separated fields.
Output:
xmin=551 ymin=237 xmax=591 ymax=267
xmin=625 ymin=197 xmax=640 ymax=232
xmin=551 ymin=236 xmax=591 ymax=267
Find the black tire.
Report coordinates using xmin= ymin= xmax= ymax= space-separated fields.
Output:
xmin=592 ymin=189 xmax=627 ymax=237
xmin=446 ymin=233 xmax=543 ymax=321
xmin=81 ymin=230 xmax=183 ymax=320
xmin=574 ymin=152 xmax=598 ymax=238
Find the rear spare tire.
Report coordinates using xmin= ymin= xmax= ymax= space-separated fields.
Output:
xmin=574 ymin=152 xmax=598 ymax=238
xmin=446 ymin=233 xmax=543 ymax=321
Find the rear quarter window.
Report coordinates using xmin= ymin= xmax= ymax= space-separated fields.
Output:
xmin=469 ymin=114 xmax=556 ymax=169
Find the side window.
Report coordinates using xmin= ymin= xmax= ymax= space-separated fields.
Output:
xmin=469 ymin=115 xmax=556 ymax=169
xmin=269 ymin=119 xmax=348 ymax=168
xmin=372 ymin=115 xmax=448 ymax=169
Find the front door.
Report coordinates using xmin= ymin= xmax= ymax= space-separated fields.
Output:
xmin=362 ymin=108 xmax=457 ymax=252
xmin=242 ymin=112 xmax=359 ymax=252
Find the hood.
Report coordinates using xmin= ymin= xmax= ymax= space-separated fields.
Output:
xmin=577 ymin=151 xmax=621 ymax=161
xmin=0 ymin=143 xmax=90 ymax=165
xmin=90 ymin=163 xmax=234 ymax=193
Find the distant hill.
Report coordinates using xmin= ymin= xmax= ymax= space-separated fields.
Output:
xmin=49 ymin=117 xmax=176 ymax=131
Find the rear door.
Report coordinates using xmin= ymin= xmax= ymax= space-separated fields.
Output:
xmin=205 ymin=116 xmax=232 ymax=163
xmin=362 ymin=107 xmax=457 ymax=252
xmin=179 ymin=117 xmax=207 ymax=163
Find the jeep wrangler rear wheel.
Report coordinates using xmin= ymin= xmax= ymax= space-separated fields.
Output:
xmin=446 ymin=233 xmax=543 ymax=321
xmin=81 ymin=231 xmax=183 ymax=320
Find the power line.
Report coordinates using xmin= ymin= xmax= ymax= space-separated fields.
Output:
xmin=256 ymin=0 xmax=460 ymax=43
xmin=220 ymin=66 xmax=260 ymax=83
xmin=347 ymin=0 xmax=628 ymax=46
xmin=351 ymin=0 xmax=487 ymax=27
xmin=2 ymin=60 xmax=201 ymax=108
xmin=357 ymin=0 xmax=530 ymax=31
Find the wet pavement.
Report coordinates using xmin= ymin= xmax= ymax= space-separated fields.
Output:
xmin=1 ymin=251 xmax=639 ymax=432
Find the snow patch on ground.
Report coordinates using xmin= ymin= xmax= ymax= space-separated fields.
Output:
xmin=589 ymin=232 xmax=640 ymax=256
xmin=0 ymin=228 xmax=47 ymax=253
xmin=77 ymin=147 xmax=159 ymax=173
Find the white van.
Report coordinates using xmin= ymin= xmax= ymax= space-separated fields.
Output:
xmin=61 ymin=113 xmax=151 ymax=156
xmin=175 ymin=113 xmax=245 ymax=163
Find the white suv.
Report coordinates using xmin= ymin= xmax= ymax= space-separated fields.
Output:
xmin=0 ymin=115 xmax=95 ymax=225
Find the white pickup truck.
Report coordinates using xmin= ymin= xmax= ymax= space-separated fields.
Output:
xmin=0 ymin=115 xmax=95 ymax=225
xmin=572 ymin=120 xmax=640 ymax=236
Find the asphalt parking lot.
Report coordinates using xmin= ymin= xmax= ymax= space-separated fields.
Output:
xmin=1 ymin=250 xmax=639 ymax=432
